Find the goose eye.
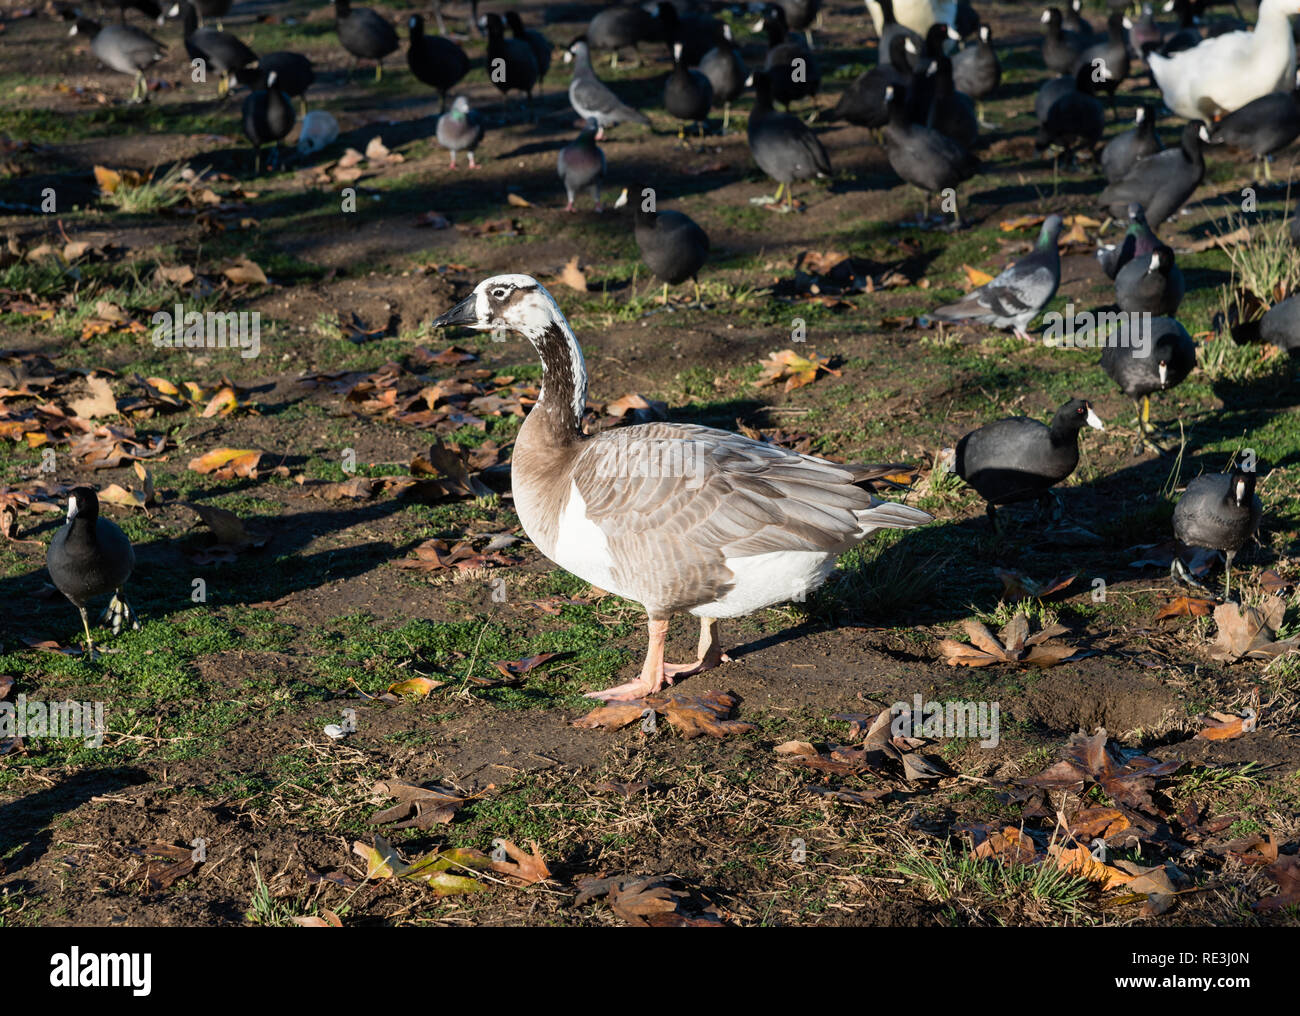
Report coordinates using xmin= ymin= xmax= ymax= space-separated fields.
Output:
xmin=491 ymin=287 xmax=508 ymax=301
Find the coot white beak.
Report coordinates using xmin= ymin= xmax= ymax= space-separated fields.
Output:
xmin=1158 ymin=362 xmax=1169 ymax=386
xmin=613 ymin=188 xmax=628 ymax=209
xmin=1085 ymin=407 xmax=1104 ymax=430
xmin=751 ymin=18 xmax=765 ymax=33
xmin=1040 ymin=10 xmax=1052 ymax=23
xmin=67 ymin=495 xmax=80 ymax=522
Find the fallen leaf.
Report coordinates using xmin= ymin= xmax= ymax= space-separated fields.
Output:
xmin=386 ymin=676 xmax=445 ymax=700
xmin=223 ymin=257 xmax=267 ymax=285
xmin=1195 ymin=710 xmax=1254 ymax=741
xmin=492 ymin=653 xmax=557 ymax=679
xmin=67 ymin=376 xmax=118 ymax=419
xmin=188 ymin=447 xmax=262 ymax=476
xmin=489 ymin=839 xmax=550 ymax=884
xmin=755 ymin=349 xmax=840 ymax=392
xmin=1156 ymin=596 xmax=1215 ymax=620
xmin=1208 ymin=596 xmax=1300 ymax=661
xmin=370 ymin=781 xmax=473 ymax=828
xmin=962 ymin=264 xmax=994 ymax=288
xmin=557 ymin=255 xmax=587 ymax=292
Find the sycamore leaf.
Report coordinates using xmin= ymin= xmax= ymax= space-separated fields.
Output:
xmin=188 ymin=447 xmax=261 ymax=476
xmin=755 ymin=349 xmax=840 ymax=392
xmin=490 ymin=839 xmax=551 ymax=884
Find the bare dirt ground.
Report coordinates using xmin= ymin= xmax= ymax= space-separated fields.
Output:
xmin=1 ymin=0 xmax=1299 ymax=927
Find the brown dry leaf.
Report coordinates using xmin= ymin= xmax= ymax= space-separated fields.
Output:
xmin=1184 ymin=225 xmax=1251 ymax=254
xmin=364 ymin=135 xmax=392 ymax=161
xmin=1020 ymin=728 xmax=1181 ymax=815
xmin=962 ymin=264 xmax=994 ymax=288
xmin=492 ymin=653 xmax=557 ymax=679
xmin=970 ymin=826 xmax=1039 ymax=864
xmin=0 ymin=675 xmax=12 ymax=701
xmin=1068 ymin=807 xmax=1130 ymax=842
xmin=155 ymin=264 xmax=195 ymax=286
xmin=370 ymin=780 xmax=472 ymax=829
xmin=291 ymin=910 xmax=342 ymax=928
xmin=1050 ymin=844 xmax=1133 ymax=887
xmin=651 ymin=690 xmax=754 ymax=739
xmin=133 ymin=460 xmax=157 ymax=506
xmin=572 ymin=701 xmax=647 ymax=731
xmin=489 ymin=840 xmax=551 ymax=884
xmin=938 ymin=614 xmax=1083 ymax=668
xmin=1208 ymin=597 xmax=1300 ymax=662
xmin=506 ymin=192 xmax=532 ymax=207
xmin=414 ymin=210 xmax=452 ymax=229
xmin=223 ymin=257 xmax=267 ymax=285
xmin=1196 ymin=710 xmax=1253 ymax=741
xmin=1253 ymin=854 xmax=1300 ymax=913
xmin=68 ymin=375 xmax=118 ymax=419
xmin=999 ymin=213 xmax=1045 ymax=232
xmin=188 ymin=447 xmax=262 ymax=476
xmin=97 ymin=482 xmax=146 ymax=510
xmin=799 ymin=249 xmax=849 ymax=275
xmin=93 ymin=164 xmax=145 ymax=194
xmin=754 ymin=349 xmax=840 ymax=392
xmin=387 ymin=676 xmax=445 ymax=700
xmin=200 ymin=386 xmax=240 ymax=418
xmin=995 ymin=568 xmax=1076 ymax=600
xmin=557 ymin=255 xmax=587 ymax=292
xmin=136 ymin=843 xmax=199 ymax=890
xmin=185 ymin=502 xmax=258 ymax=547
xmin=575 ymin=875 xmax=726 ymax=927
xmin=1156 ymin=596 xmax=1215 ymax=620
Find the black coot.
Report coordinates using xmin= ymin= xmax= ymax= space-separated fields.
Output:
xmin=1101 ymin=315 xmax=1195 ymax=452
xmin=1035 ymin=62 xmax=1105 ymax=163
xmin=1231 ymin=294 xmax=1300 ymax=358
xmin=1207 ymin=72 xmax=1300 ymax=181
xmin=334 ymin=0 xmax=398 ymax=81
xmin=234 ymin=51 xmax=313 ymax=115
xmin=242 ymin=69 xmax=295 ymax=172
xmin=882 ymin=84 xmax=979 ymax=224
xmin=665 ymin=41 xmax=713 ymax=136
xmin=746 ymin=69 xmax=831 ymax=211
xmin=406 ymin=14 xmax=468 ymax=112
xmin=1073 ymin=12 xmax=1130 ymax=117
xmin=955 ymin=398 xmax=1104 ymax=530
xmin=174 ymin=0 xmax=256 ymax=98
xmin=1042 ymin=8 xmax=1084 ymax=75
xmin=505 ymin=11 xmax=552 ymax=91
xmin=1099 ymin=120 xmax=1208 ymax=231
xmin=699 ymin=23 xmax=747 ymax=131
xmin=69 ymin=17 xmax=165 ymax=103
xmin=1115 ymin=244 xmax=1185 ymax=316
xmin=950 ymin=24 xmax=1001 ymax=123
xmin=46 ymin=486 xmax=138 ymax=659
xmin=586 ymin=3 xmax=657 ymax=67
xmin=619 ymin=186 xmax=710 ymax=305
xmin=754 ymin=3 xmax=819 ymax=109
xmin=483 ymin=12 xmax=539 ymax=112
xmin=1096 ymin=202 xmax=1157 ymax=279
xmin=1101 ymin=104 xmax=1162 ymax=184
xmin=1173 ymin=466 xmax=1262 ymax=596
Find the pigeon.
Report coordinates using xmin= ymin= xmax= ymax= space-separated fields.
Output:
xmin=929 ymin=215 xmax=1063 ymax=339
xmin=1096 ymin=203 xmax=1157 ymax=279
xmin=1099 ymin=120 xmax=1208 ymax=231
xmin=558 ymin=123 xmax=606 ymax=212
xmin=437 ymin=95 xmax=484 ymax=169
xmin=565 ymin=38 xmax=651 ymax=139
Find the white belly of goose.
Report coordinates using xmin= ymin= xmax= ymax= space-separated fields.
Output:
xmin=689 ymin=550 xmax=840 ymax=619
xmin=550 ymin=481 xmax=622 ymax=595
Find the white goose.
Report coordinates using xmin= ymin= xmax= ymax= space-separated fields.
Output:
xmin=432 ymin=276 xmax=932 ymax=701
xmin=1149 ymin=0 xmax=1297 ymax=122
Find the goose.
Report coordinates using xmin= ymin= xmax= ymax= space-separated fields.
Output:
xmin=698 ymin=23 xmax=747 ymax=131
xmin=1115 ymin=245 xmax=1186 ymax=316
xmin=1149 ymin=0 xmax=1296 ymax=121
xmin=615 ymin=186 xmax=710 ymax=305
xmin=1097 ymin=202 xmax=1157 ymax=279
xmin=234 ymin=51 xmax=314 ymax=116
xmin=437 ymin=95 xmax=484 ymax=169
xmin=954 ymin=399 xmax=1104 ymax=531
xmin=558 ymin=124 xmax=607 ymax=212
xmin=586 ymin=2 xmax=658 ymax=67
xmin=753 ymin=3 xmax=821 ymax=109
xmin=1230 ymin=293 xmax=1300 ymax=356
xmin=564 ymin=38 xmax=651 ymax=139
xmin=929 ymin=215 xmax=1063 ymax=338
xmin=1206 ymin=69 xmax=1300 ymax=180
xmin=1099 ymin=120 xmax=1208 ymax=231
xmin=505 ymin=11 xmax=552 ymax=92
xmin=68 ymin=17 xmax=164 ymax=103
xmin=333 ymin=0 xmax=398 ymax=82
xmin=242 ymin=68 xmax=295 ymax=173
xmin=46 ymin=486 xmax=138 ymax=660
xmin=483 ymin=12 xmax=539 ymax=112
xmin=664 ymin=41 xmax=713 ymax=137
xmin=1172 ymin=465 xmax=1262 ymax=597
xmin=881 ymin=83 xmax=979 ymax=224
xmin=406 ymin=13 xmax=469 ymax=112
xmin=1101 ymin=105 xmax=1163 ymax=184
xmin=1101 ymin=314 xmax=1195 ymax=453
xmin=866 ymin=0 xmax=955 ymax=37
xmin=949 ymin=24 xmax=1001 ymax=123
xmin=430 ymin=276 xmax=932 ymax=700
xmin=746 ymin=70 xmax=832 ymax=211
xmin=172 ymin=0 xmax=256 ymax=98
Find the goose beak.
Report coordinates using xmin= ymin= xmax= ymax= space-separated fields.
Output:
xmin=1085 ymin=407 xmax=1104 ymax=431
xmin=432 ymin=294 xmax=479 ymax=329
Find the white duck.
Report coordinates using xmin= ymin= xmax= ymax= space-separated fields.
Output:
xmin=1149 ymin=0 xmax=1298 ymax=121
xmin=432 ymin=276 xmax=932 ymax=701
xmin=865 ymin=0 xmax=955 ymax=36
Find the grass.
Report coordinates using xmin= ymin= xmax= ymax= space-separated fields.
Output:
xmin=98 ymin=163 xmax=193 ymax=214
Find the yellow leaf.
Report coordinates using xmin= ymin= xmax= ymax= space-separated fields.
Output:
xmin=962 ymin=264 xmax=994 ymax=287
xmin=187 ymin=447 xmax=260 ymax=474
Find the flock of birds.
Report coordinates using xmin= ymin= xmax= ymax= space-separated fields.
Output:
xmin=37 ymin=0 xmax=1298 ymax=694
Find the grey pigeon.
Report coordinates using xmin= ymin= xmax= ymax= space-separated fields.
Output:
xmin=437 ymin=96 xmax=484 ymax=169
xmin=929 ymin=214 xmax=1063 ymax=339
xmin=1099 ymin=120 xmax=1207 ymax=231
xmin=1096 ymin=203 xmax=1156 ymax=279
xmin=557 ymin=123 xmax=606 ymax=212
xmin=565 ymin=38 xmax=650 ymax=139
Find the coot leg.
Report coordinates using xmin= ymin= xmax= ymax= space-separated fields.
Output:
xmin=1223 ymin=550 xmax=1237 ymax=601
xmin=985 ymin=501 xmax=999 ymax=533
xmin=100 ymin=592 xmax=139 ymax=635
xmin=77 ymin=606 xmax=98 ymax=661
